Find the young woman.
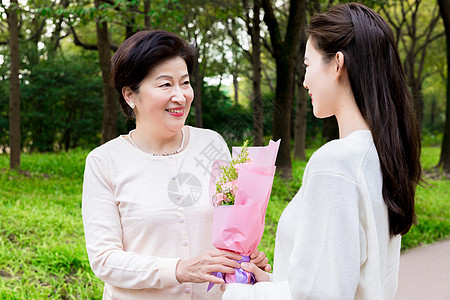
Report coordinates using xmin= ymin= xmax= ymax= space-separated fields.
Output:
xmin=223 ymin=3 xmax=422 ymax=299
xmin=82 ymin=30 xmax=268 ymax=299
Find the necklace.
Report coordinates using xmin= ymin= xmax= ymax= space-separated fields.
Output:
xmin=128 ymin=128 xmax=185 ymax=156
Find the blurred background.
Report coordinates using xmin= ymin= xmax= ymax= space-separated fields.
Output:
xmin=1 ymin=0 xmax=449 ymax=177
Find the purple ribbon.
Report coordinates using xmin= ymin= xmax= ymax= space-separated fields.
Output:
xmin=207 ymin=255 xmax=256 ymax=291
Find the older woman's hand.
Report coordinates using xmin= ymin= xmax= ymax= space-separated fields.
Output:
xmin=175 ymin=250 xmax=242 ymax=284
xmin=250 ymin=249 xmax=271 ymax=272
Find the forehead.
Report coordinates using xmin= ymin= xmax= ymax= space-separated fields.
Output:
xmin=147 ymin=57 xmax=188 ymax=78
xmin=304 ymin=38 xmax=320 ymax=60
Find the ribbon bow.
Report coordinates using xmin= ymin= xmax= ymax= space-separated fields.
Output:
xmin=207 ymin=255 xmax=256 ymax=291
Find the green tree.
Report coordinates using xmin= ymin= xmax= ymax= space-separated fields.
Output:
xmin=293 ymin=1 xmax=309 ymax=160
xmin=438 ymin=0 xmax=450 ymax=174
xmin=94 ymin=0 xmax=117 ymax=144
xmin=379 ymin=0 xmax=445 ymax=125
xmin=224 ymin=0 xmax=265 ymax=145
xmin=262 ymin=0 xmax=304 ymax=178
xmin=21 ymin=53 xmax=103 ymax=151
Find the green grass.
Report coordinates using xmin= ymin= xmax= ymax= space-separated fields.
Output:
xmin=0 ymin=150 xmax=103 ymax=299
xmin=0 ymin=147 xmax=448 ymax=298
xmin=400 ymin=147 xmax=450 ymax=250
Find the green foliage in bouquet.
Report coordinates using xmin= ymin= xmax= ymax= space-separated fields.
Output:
xmin=214 ymin=140 xmax=250 ymax=205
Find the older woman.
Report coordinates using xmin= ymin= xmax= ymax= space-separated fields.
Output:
xmin=82 ymin=30 xmax=268 ymax=299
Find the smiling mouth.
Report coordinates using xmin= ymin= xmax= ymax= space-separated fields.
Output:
xmin=165 ymin=108 xmax=184 ymax=114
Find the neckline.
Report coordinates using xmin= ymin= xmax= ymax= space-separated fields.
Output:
xmin=128 ymin=128 xmax=185 ymax=156
xmin=121 ymin=126 xmax=194 ymax=159
xmin=341 ymin=129 xmax=371 ymax=140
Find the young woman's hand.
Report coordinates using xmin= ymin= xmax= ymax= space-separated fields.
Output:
xmin=241 ymin=262 xmax=271 ymax=282
xmin=220 ymin=261 xmax=271 ymax=292
xmin=250 ymin=249 xmax=272 ymax=272
xmin=175 ymin=250 xmax=242 ymax=284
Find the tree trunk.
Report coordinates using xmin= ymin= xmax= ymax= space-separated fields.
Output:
xmin=9 ymin=0 xmax=21 ymax=170
xmin=193 ymin=46 xmax=203 ymax=127
xmin=272 ymin=58 xmax=295 ymax=177
xmin=252 ymin=0 xmax=263 ymax=146
xmin=293 ymin=2 xmax=307 ymax=160
xmin=95 ymin=0 xmax=117 ymax=144
xmin=262 ymin=67 xmax=274 ymax=93
xmin=48 ymin=0 xmax=70 ymax=58
xmin=144 ymin=0 xmax=151 ymax=29
xmin=126 ymin=0 xmax=139 ymax=38
xmin=28 ymin=17 xmax=42 ymax=67
xmin=438 ymin=0 xmax=450 ymax=174
xmin=262 ymin=0 xmax=303 ymax=179
xmin=407 ymin=72 xmax=424 ymax=127
xmin=293 ymin=69 xmax=307 ymax=160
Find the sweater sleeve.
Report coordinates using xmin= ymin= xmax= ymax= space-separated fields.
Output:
xmin=223 ymin=172 xmax=361 ymax=299
xmin=82 ymin=154 xmax=181 ymax=289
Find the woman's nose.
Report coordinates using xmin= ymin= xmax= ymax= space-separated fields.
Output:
xmin=172 ymin=86 xmax=186 ymax=102
xmin=303 ymin=80 xmax=308 ymax=90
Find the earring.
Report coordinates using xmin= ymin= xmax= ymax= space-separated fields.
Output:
xmin=129 ymin=102 xmax=135 ymax=109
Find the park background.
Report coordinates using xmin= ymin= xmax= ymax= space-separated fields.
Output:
xmin=1 ymin=0 xmax=449 ymax=298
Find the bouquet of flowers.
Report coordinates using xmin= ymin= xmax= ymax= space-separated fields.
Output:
xmin=207 ymin=139 xmax=280 ymax=291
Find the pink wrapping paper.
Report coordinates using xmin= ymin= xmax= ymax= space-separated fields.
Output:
xmin=208 ymin=140 xmax=280 ymax=289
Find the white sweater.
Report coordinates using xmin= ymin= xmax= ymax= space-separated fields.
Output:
xmin=82 ymin=126 xmax=231 ymax=299
xmin=223 ymin=130 xmax=401 ymax=300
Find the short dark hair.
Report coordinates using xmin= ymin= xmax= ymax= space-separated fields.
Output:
xmin=307 ymin=3 xmax=422 ymax=236
xmin=110 ymin=30 xmax=196 ymax=119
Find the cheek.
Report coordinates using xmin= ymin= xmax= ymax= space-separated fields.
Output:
xmin=186 ymin=89 xmax=194 ymax=104
xmin=146 ymin=95 xmax=167 ymax=117
xmin=314 ymin=85 xmax=337 ymax=118
xmin=306 ymin=67 xmax=320 ymax=88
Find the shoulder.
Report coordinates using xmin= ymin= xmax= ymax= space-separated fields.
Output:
xmin=188 ymin=126 xmax=225 ymax=140
xmin=188 ymin=126 xmax=228 ymax=148
xmin=188 ymin=126 xmax=231 ymax=161
xmin=307 ymin=130 xmax=376 ymax=181
xmin=86 ymin=135 xmax=126 ymax=162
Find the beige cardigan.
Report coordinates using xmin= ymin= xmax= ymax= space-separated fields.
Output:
xmin=82 ymin=126 xmax=230 ymax=299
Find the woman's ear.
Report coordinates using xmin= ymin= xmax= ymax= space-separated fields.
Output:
xmin=122 ymin=86 xmax=134 ymax=103
xmin=334 ymin=51 xmax=346 ymax=80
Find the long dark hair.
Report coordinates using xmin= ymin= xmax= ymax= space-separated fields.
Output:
xmin=307 ymin=3 xmax=422 ymax=236
xmin=110 ymin=30 xmax=195 ymax=119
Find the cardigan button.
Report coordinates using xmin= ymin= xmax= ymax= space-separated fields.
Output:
xmin=184 ymin=288 xmax=190 ymax=294
xmin=182 ymin=241 xmax=188 ymax=247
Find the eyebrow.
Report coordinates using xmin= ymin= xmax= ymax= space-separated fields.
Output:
xmin=155 ymin=74 xmax=190 ymax=80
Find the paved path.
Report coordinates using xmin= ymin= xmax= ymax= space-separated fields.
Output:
xmin=396 ymin=239 xmax=450 ymax=300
